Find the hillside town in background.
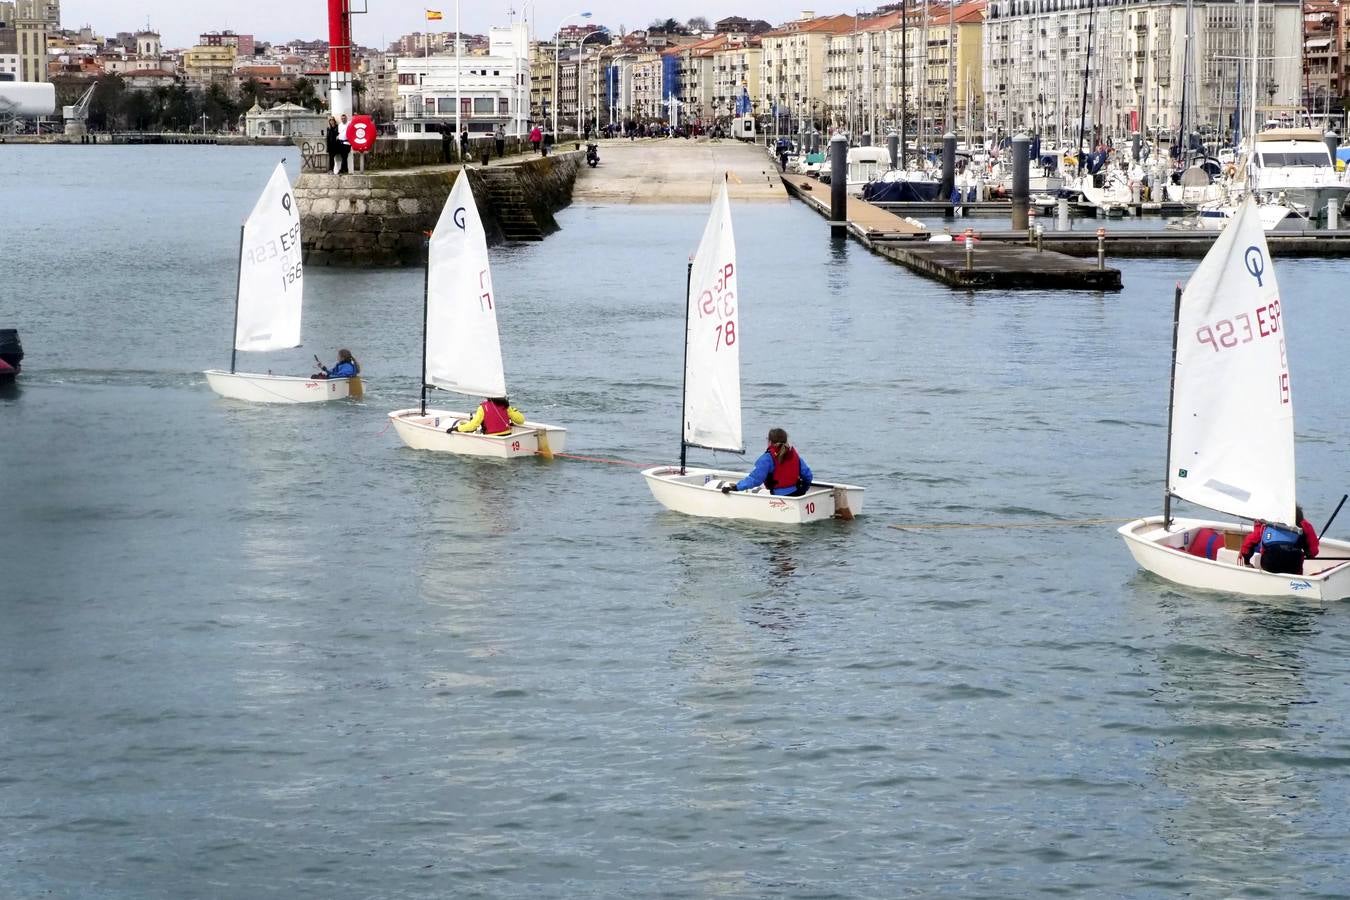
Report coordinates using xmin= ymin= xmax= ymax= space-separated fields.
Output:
xmin=0 ymin=1 xmax=1345 ymax=144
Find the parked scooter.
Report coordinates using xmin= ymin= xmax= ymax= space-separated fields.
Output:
xmin=585 ymin=142 xmax=600 ymax=168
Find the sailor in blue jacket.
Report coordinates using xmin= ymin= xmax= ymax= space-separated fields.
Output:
xmin=316 ymin=349 xmax=359 ymax=379
xmin=722 ymin=428 xmax=814 ymax=497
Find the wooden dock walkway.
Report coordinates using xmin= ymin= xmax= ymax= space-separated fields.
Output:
xmin=781 ymin=175 xmax=927 ymax=238
xmin=782 ymin=174 xmax=1122 ymax=290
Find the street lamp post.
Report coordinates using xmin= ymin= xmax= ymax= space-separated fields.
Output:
xmin=554 ymin=11 xmax=592 ymax=137
xmin=577 ymin=29 xmax=606 ymax=140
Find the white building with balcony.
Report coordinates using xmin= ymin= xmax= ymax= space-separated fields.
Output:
xmin=394 ymin=23 xmax=529 ymax=138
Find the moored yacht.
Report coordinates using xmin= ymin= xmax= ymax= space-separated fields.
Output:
xmin=1248 ymin=129 xmax=1348 ymax=218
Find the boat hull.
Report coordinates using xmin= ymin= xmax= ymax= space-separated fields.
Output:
xmin=204 ymin=370 xmax=353 ymax=404
xmin=1119 ymin=515 xmax=1350 ymax=601
xmin=641 ymin=466 xmax=864 ymax=524
xmin=388 ymin=408 xmax=567 ymax=458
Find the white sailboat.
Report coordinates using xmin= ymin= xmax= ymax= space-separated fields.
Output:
xmin=641 ymin=180 xmax=864 ymax=524
xmin=388 ymin=169 xmax=566 ymax=459
xmin=205 ymin=162 xmax=359 ymax=404
xmin=1119 ymin=196 xmax=1350 ymax=600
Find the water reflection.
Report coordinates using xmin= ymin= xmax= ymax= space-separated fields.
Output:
xmin=1150 ymin=596 xmax=1322 ymax=893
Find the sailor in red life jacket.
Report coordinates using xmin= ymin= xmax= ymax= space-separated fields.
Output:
xmin=453 ymin=396 xmax=525 ymax=435
xmin=721 ymin=428 xmax=814 ymax=497
xmin=1240 ymin=504 xmax=1320 ymax=574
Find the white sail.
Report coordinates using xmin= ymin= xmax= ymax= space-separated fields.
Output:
xmin=425 ymin=170 xmax=507 ymax=399
xmin=682 ymin=180 xmax=742 ymax=453
xmin=234 ymin=162 xmax=303 ymax=353
xmin=1168 ymin=196 xmax=1296 ymax=524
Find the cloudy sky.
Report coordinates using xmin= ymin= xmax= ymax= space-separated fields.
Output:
xmin=62 ymin=2 xmax=855 ymax=49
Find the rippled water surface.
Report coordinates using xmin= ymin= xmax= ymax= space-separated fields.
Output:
xmin=6 ymin=146 xmax=1350 ymax=898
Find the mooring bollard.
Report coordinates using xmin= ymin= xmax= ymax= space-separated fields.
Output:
xmin=1096 ymin=227 xmax=1106 ymax=270
xmin=1036 ymin=224 xmax=1044 ymax=252
xmin=1329 ymin=200 xmax=1340 ymax=231
xmin=1057 ymin=197 xmax=1070 ymax=231
xmin=964 ymin=228 xmax=974 ymax=272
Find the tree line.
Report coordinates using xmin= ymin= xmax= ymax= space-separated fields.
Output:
xmin=61 ymin=74 xmax=333 ymax=132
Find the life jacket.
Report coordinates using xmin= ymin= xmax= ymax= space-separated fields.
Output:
xmin=1260 ymin=522 xmax=1302 ymax=553
xmin=481 ymin=400 xmax=512 ymax=435
xmin=1187 ymin=527 xmax=1224 ymax=560
xmin=764 ymin=446 xmax=801 ymax=492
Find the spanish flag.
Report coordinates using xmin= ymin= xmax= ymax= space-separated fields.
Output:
xmin=426 ymin=9 xmax=443 ymax=20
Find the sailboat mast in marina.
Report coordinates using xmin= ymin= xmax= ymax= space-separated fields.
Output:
xmin=641 ymin=180 xmax=864 ymax=524
xmin=1119 ymin=197 xmax=1350 ymax=600
xmin=387 ymin=169 xmax=566 ymax=459
xmin=204 ymin=162 xmax=357 ymax=404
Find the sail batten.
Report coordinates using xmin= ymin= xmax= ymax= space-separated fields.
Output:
xmin=234 ymin=162 xmax=303 ymax=353
xmin=425 ymin=171 xmax=507 ymax=399
xmin=1167 ymin=196 xmax=1295 ymax=524
xmin=682 ymin=181 xmax=742 ymax=454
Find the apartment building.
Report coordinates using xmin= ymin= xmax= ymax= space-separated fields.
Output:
xmin=982 ymin=0 xmax=1301 ymax=145
xmin=760 ymin=12 xmax=854 ymax=131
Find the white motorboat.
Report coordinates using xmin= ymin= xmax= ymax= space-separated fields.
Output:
xmin=388 ymin=169 xmax=566 ymax=458
xmin=845 ymin=146 xmax=890 ymax=196
xmin=641 ymin=180 xmax=863 ymax=522
xmin=204 ymin=162 xmax=359 ymax=404
xmin=1119 ymin=196 xmax=1350 ymax=601
xmin=1249 ymin=128 xmax=1348 ymax=219
xmin=1194 ymin=195 xmax=1299 ymax=231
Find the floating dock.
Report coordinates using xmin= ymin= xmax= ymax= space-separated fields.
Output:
xmin=782 ymin=175 xmax=1122 ymax=291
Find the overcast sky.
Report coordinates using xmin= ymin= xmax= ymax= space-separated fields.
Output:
xmin=61 ymin=2 xmax=855 ymax=49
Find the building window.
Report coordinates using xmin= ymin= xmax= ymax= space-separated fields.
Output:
xmin=398 ymin=73 xmax=416 ymax=85
xmin=499 ymin=97 xmax=509 ymax=114
xmin=473 ymin=97 xmax=495 ymax=114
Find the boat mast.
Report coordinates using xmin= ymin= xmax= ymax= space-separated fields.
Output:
xmin=419 ymin=236 xmax=430 ymax=416
xmin=1179 ymin=0 xmax=1191 ymax=165
xmin=229 ymin=224 xmax=243 ymax=373
xmin=678 ymin=259 xmax=692 ymax=474
xmin=1247 ymin=0 xmax=1259 ymax=160
xmin=900 ymin=0 xmax=907 ymax=166
xmin=1075 ymin=0 xmax=1096 ymax=174
xmin=1162 ymin=284 xmax=1182 ymax=529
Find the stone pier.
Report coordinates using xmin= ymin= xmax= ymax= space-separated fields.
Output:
xmin=296 ymin=151 xmax=584 ymax=267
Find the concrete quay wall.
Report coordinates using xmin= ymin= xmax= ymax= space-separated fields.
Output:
xmin=297 ymin=152 xmax=583 ymax=267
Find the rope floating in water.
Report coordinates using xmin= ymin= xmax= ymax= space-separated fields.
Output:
xmin=889 ymin=517 xmax=1128 ymax=531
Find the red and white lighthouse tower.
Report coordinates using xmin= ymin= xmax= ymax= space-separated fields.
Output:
xmin=327 ymin=0 xmax=354 ymax=118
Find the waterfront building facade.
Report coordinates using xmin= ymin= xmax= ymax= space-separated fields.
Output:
xmin=182 ymin=43 xmax=237 ymax=85
xmin=0 ymin=0 xmax=56 ymax=82
xmin=711 ymin=39 xmax=762 ymax=122
xmin=760 ymin=12 xmax=854 ymax=133
xmin=394 ymin=23 xmax=530 ymax=136
xmin=981 ymin=0 xmax=1301 ymax=147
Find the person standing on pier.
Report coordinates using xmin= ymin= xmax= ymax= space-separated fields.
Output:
xmin=459 ymin=127 xmax=470 ymax=162
xmin=530 ymin=124 xmax=542 ymax=155
xmin=325 ymin=116 xmax=342 ymax=174
xmin=336 ymin=113 xmax=352 ymax=175
xmin=722 ymin=429 xmax=814 ymax=497
xmin=495 ymin=124 xmax=506 ymax=158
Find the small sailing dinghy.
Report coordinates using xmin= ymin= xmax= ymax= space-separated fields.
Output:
xmin=388 ymin=169 xmax=566 ymax=458
xmin=641 ymin=180 xmax=864 ymax=524
xmin=204 ymin=162 xmax=358 ymax=404
xmin=1119 ymin=196 xmax=1350 ymax=600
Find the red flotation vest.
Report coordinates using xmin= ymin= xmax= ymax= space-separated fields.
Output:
xmin=481 ymin=400 xmax=512 ymax=435
xmin=765 ymin=447 xmax=801 ymax=492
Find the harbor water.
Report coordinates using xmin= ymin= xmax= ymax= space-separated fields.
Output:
xmin=7 ymin=146 xmax=1350 ymax=898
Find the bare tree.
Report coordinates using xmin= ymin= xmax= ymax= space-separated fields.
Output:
xmin=687 ymin=16 xmax=711 ymax=32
